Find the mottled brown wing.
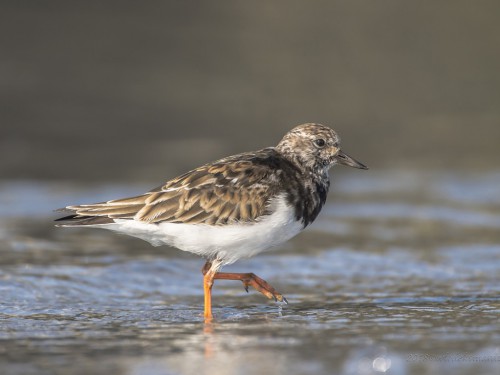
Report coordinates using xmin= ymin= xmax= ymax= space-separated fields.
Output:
xmin=60 ymin=149 xmax=284 ymax=225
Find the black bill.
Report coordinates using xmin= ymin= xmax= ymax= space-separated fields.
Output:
xmin=335 ymin=150 xmax=369 ymax=170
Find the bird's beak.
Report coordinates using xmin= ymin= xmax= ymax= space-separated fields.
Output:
xmin=335 ymin=150 xmax=369 ymax=170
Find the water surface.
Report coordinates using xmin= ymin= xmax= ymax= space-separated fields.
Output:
xmin=0 ymin=170 xmax=499 ymax=375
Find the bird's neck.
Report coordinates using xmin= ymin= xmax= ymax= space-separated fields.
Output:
xmin=279 ymin=159 xmax=330 ymax=228
xmin=278 ymin=149 xmax=328 ymax=178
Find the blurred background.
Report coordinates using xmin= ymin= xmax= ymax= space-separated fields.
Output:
xmin=1 ymin=2 xmax=499 ymax=375
xmin=1 ymin=0 xmax=500 ymax=181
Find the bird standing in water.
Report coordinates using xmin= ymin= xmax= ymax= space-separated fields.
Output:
xmin=56 ymin=123 xmax=368 ymax=321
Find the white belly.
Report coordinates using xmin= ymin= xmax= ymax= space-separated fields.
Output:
xmin=104 ymin=195 xmax=303 ymax=265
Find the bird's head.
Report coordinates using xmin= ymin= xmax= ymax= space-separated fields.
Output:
xmin=276 ymin=123 xmax=368 ymax=173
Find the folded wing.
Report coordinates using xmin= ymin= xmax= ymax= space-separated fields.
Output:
xmin=56 ymin=149 xmax=284 ymax=226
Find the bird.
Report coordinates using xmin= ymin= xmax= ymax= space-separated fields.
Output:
xmin=55 ymin=123 xmax=368 ymax=321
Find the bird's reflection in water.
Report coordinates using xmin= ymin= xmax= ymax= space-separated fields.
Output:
xmin=203 ymin=321 xmax=216 ymax=358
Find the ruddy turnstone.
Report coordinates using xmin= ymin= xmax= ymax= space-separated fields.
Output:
xmin=56 ymin=123 xmax=367 ymax=320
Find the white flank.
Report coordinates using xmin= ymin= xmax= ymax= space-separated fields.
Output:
xmin=92 ymin=194 xmax=303 ymax=265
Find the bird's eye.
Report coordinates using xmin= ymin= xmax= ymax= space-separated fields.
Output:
xmin=314 ymin=139 xmax=326 ymax=147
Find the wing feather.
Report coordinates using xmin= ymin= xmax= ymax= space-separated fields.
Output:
xmin=56 ymin=148 xmax=291 ymax=226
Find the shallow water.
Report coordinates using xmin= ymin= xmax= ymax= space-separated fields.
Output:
xmin=0 ymin=170 xmax=499 ymax=375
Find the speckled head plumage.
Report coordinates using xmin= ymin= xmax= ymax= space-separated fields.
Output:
xmin=276 ymin=123 xmax=367 ymax=172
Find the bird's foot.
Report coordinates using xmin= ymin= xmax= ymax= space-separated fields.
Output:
xmin=214 ymin=272 xmax=288 ymax=304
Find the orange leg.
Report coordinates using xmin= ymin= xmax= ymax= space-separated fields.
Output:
xmin=202 ymin=261 xmax=217 ymax=322
xmin=203 ymin=273 xmax=214 ymax=321
xmin=201 ymin=261 xmax=288 ymax=313
xmin=214 ymin=272 xmax=288 ymax=303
